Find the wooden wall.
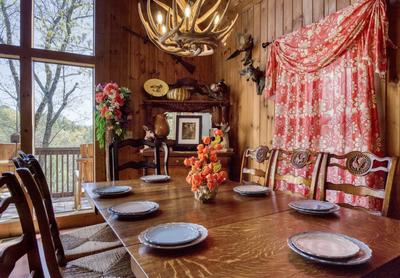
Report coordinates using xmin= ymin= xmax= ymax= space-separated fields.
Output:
xmin=213 ymin=0 xmax=400 ymax=216
xmin=213 ymin=0 xmax=362 ymax=179
xmin=95 ymin=0 xmax=215 ymax=180
xmin=96 ymin=0 xmax=400 ymax=216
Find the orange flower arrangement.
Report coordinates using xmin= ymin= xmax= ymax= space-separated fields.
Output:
xmin=184 ymin=129 xmax=227 ymax=195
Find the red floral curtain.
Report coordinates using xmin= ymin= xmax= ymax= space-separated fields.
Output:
xmin=264 ymin=0 xmax=388 ymax=209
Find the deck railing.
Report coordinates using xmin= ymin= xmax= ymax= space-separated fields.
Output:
xmin=35 ymin=147 xmax=81 ymax=198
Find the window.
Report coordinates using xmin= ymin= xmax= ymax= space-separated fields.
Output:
xmin=33 ymin=0 xmax=94 ymax=55
xmin=0 ymin=0 xmax=96 ymax=219
xmin=0 ymin=0 xmax=20 ymax=46
xmin=0 ymin=58 xmax=20 ymax=144
xmin=34 ymin=62 xmax=93 ymax=148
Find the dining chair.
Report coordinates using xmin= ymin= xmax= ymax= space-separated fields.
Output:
xmin=109 ymin=138 xmax=169 ymax=181
xmin=239 ymin=146 xmax=272 ymax=186
xmin=15 ymin=168 xmax=134 ymax=277
xmin=0 ymin=172 xmax=44 ymax=278
xmin=268 ymin=149 xmax=324 ymax=199
xmin=13 ymin=153 xmax=122 ymax=265
xmin=319 ymin=151 xmax=398 ymax=216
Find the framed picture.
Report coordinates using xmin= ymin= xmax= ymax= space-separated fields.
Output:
xmin=175 ymin=115 xmax=202 ymax=149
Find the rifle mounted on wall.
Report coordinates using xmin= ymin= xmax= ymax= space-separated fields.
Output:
xmin=122 ymin=26 xmax=196 ymax=75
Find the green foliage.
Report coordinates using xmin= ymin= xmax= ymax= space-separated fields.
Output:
xmin=95 ymin=111 xmax=106 ymax=148
xmin=95 ymin=84 xmax=131 ymax=149
xmin=0 ymin=105 xmax=18 ymax=143
xmin=0 ymin=105 xmax=92 ymax=147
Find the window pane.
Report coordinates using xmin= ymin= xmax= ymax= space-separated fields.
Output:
xmin=34 ymin=62 xmax=93 ymax=148
xmin=0 ymin=0 xmax=20 ymax=46
xmin=0 ymin=58 xmax=20 ymax=221
xmin=0 ymin=58 xmax=20 ymax=144
xmin=34 ymin=62 xmax=93 ymax=212
xmin=33 ymin=0 xmax=94 ymax=55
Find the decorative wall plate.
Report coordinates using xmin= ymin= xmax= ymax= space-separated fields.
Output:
xmin=144 ymin=79 xmax=169 ymax=97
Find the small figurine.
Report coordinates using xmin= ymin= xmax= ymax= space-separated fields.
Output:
xmin=143 ymin=125 xmax=155 ymax=148
xmin=209 ymin=80 xmax=228 ymax=100
xmin=220 ymin=123 xmax=231 ymax=151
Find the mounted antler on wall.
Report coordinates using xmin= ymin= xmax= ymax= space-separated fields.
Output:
xmin=227 ymin=33 xmax=265 ymax=95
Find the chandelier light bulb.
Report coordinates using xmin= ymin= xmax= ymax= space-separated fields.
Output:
xmin=156 ymin=12 xmax=163 ymax=25
xmin=161 ymin=25 xmax=167 ymax=34
xmin=214 ymin=14 xmax=220 ymax=25
xmin=138 ymin=0 xmax=238 ymax=57
xmin=184 ymin=5 xmax=191 ymax=18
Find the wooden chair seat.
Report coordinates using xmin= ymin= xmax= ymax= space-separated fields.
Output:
xmin=15 ymin=167 xmax=134 ymax=277
xmin=44 ymin=223 xmax=122 ymax=261
xmin=13 ymin=153 xmax=122 ymax=263
xmin=63 ymin=247 xmax=134 ymax=278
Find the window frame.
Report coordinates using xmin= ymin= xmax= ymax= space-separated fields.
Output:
xmin=0 ymin=0 xmax=97 ymax=153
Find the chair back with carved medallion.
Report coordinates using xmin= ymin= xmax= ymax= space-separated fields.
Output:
xmin=0 ymin=172 xmax=44 ymax=278
xmin=240 ymin=146 xmax=272 ymax=186
xmin=319 ymin=151 xmax=398 ymax=216
xmin=269 ymin=149 xmax=324 ymax=199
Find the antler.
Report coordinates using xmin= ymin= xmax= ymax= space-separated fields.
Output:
xmin=138 ymin=0 xmax=238 ymax=57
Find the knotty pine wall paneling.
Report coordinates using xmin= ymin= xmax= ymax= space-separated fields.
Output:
xmin=214 ymin=0 xmax=400 ymax=217
xmin=95 ymin=0 xmax=215 ymax=180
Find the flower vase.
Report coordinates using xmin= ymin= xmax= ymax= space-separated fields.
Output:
xmin=194 ymin=185 xmax=218 ymax=203
xmin=105 ymin=123 xmax=114 ymax=182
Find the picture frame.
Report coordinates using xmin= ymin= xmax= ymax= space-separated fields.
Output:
xmin=175 ymin=115 xmax=202 ymax=150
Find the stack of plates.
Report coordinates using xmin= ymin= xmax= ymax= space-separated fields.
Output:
xmin=109 ymin=201 xmax=159 ymax=219
xmin=138 ymin=222 xmax=208 ymax=250
xmin=93 ymin=186 xmax=132 ymax=197
xmin=288 ymin=231 xmax=372 ymax=265
xmin=289 ymin=200 xmax=340 ymax=215
xmin=233 ymin=185 xmax=270 ymax=196
xmin=140 ymin=175 xmax=171 ymax=183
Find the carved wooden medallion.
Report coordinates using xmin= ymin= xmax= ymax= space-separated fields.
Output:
xmin=291 ymin=151 xmax=310 ymax=169
xmin=346 ymin=152 xmax=372 ymax=176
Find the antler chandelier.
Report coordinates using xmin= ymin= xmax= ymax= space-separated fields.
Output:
xmin=138 ymin=0 xmax=238 ymax=57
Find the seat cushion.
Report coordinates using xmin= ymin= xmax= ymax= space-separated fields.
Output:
xmin=64 ymin=247 xmax=135 ymax=277
xmin=61 ymin=223 xmax=122 ymax=261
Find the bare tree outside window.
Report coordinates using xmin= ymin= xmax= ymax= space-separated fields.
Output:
xmin=0 ymin=58 xmax=20 ymax=143
xmin=0 ymin=0 xmax=20 ymax=46
xmin=33 ymin=0 xmax=94 ymax=55
xmin=34 ymin=62 xmax=93 ymax=147
xmin=0 ymin=0 xmax=94 ymax=148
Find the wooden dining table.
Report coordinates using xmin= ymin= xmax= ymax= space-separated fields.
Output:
xmin=83 ymin=177 xmax=400 ymax=277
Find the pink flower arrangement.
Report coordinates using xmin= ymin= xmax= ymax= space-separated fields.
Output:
xmin=184 ymin=129 xmax=227 ymax=193
xmin=95 ymin=82 xmax=131 ymax=148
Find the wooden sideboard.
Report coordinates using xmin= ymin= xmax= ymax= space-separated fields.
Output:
xmin=142 ymin=99 xmax=230 ymax=127
xmin=141 ymin=149 xmax=234 ymax=178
